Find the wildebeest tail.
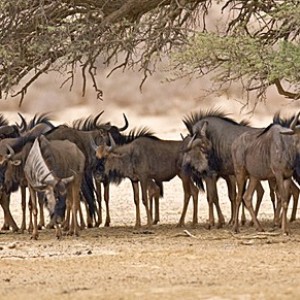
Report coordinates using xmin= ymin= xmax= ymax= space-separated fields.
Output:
xmin=293 ymin=153 xmax=300 ymax=186
xmin=155 ymin=181 xmax=164 ymax=198
xmin=81 ymin=171 xmax=96 ymax=218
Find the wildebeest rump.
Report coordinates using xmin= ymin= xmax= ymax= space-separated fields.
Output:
xmin=231 ymin=112 xmax=300 ymax=234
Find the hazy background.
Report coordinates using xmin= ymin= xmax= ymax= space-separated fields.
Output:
xmin=1 ymin=66 xmax=299 ymax=133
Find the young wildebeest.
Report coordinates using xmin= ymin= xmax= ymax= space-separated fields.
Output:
xmin=96 ymin=128 xmax=207 ymax=228
xmin=231 ymin=112 xmax=300 ymax=234
xmin=24 ymin=136 xmax=85 ymax=239
xmin=183 ymin=109 xmax=266 ymax=228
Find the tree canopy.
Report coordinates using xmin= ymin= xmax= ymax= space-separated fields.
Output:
xmin=1 ymin=0 xmax=299 ymax=105
xmin=171 ymin=0 xmax=300 ymax=103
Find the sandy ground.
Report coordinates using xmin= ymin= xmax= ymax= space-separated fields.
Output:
xmin=0 ymin=111 xmax=300 ymax=300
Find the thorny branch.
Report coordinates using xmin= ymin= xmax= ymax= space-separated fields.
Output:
xmin=0 ymin=0 xmax=210 ymax=104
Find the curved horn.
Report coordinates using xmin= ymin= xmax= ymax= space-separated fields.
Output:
xmin=41 ymin=171 xmax=54 ymax=183
xmin=108 ymin=133 xmax=116 ymax=150
xmin=61 ymin=175 xmax=74 ymax=185
xmin=118 ymin=114 xmax=129 ymax=132
xmin=93 ymin=110 xmax=104 ymax=127
xmin=186 ymin=134 xmax=196 ymax=151
xmin=290 ymin=111 xmax=300 ymax=130
xmin=17 ymin=112 xmax=27 ymax=132
xmin=180 ymin=133 xmax=185 ymax=140
xmin=6 ymin=144 xmax=15 ymax=158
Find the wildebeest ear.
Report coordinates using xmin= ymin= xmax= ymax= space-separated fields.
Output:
xmin=280 ymin=128 xmax=294 ymax=135
xmin=11 ymin=160 xmax=21 ymax=166
xmin=199 ymin=121 xmax=208 ymax=136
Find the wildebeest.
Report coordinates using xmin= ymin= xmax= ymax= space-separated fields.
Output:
xmin=231 ymin=112 xmax=300 ymax=234
xmin=0 ymin=113 xmax=56 ymax=232
xmin=72 ymin=112 xmax=129 ymax=227
xmin=183 ymin=109 xmax=267 ymax=228
xmin=96 ymin=127 xmax=206 ymax=228
xmin=23 ymin=135 xmax=85 ymax=239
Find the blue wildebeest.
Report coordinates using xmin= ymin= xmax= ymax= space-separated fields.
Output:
xmin=72 ymin=112 xmax=129 ymax=227
xmin=0 ymin=113 xmax=55 ymax=232
xmin=24 ymin=135 xmax=85 ymax=239
xmin=183 ymin=109 xmax=266 ymax=228
xmin=231 ymin=112 xmax=300 ymax=234
xmin=96 ymin=128 xmax=206 ymax=228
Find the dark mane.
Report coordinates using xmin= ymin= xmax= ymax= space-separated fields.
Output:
xmin=125 ymin=127 xmax=159 ymax=143
xmin=239 ymin=119 xmax=251 ymax=126
xmin=183 ymin=109 xmax=241 ymax=134
xmin=0 ymin=114 xmax=9 ymax=127
xmin=72 ymin=115 xmax=101 ymax=131
xmin=257 ymin=123 xmax=274 ymax=137
xmin=28 ymin=113 xmax=54 ymax=130
xmin=272 ymin=112 xmax=299 ymax=128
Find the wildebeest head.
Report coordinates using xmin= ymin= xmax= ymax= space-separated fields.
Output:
xmin=95 ymin=133 xmax=136 ymax=183
xmin=182 ymin=121 xmax=213 ymax=178
xmin=24 ymin=138 xmax=74 ymax=215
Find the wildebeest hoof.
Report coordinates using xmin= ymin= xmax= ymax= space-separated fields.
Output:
xmin=176 ymin=223 xmax=184 ymax=228
xmin=248 ymin=221 xmax=254 ymax=227
xmin=216 ymin=223 xmax=223 ymax=229
xmin=31 ymin=234 xmax=39 ymax=240
xmin=37 ymin=224 xmax=43 ymax=230
xmin=205 ymin=223 xmax=212 ymax=230
xmin=1 ymin=224 xmax=9 ymax=231
xmin=256 ymin=227 xmax=265 ymax=232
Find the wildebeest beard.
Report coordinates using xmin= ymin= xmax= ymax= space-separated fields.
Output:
xmin=95 ymin=157 xmax=124 ymax=185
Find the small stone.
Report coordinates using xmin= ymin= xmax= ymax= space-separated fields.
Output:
xmin=87 ymin=250 xmax=92 ymax=255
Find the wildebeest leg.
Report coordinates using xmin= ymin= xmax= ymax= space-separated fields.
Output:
xmin=20 ymin=186 xmax=27 ymax=233
xmin=28 ymin=195 xmax=33 ymax=233
xmin=37 ymin=192 xmax=45 ymax=230
xmin=63 ymin=198 xmax=71 ymax=232
xmin=225 ymin=176 xmax=236 ymax=226
xmin=83 ymin=199 xmax=93 ymax=228
xmin=248 ymin=181 xmax=265 ymax=226
xmin=28 ymin=185 xmax=39 ymax=240
xmin=268 ymin=179 xmax=277 ymax=221
xmin=208 ymin=176 xmax=225 ymax=228
xmin=132 ymin=181 xmax=141 ymax=228
xmin=177 ymin=176 xmax=192 ymax=227
xmin=233 ymin=172 xmax=247 ymax=233
xmin=154 ymin=195 xmax=160 ymax=225
xmin=72 ymin=184 xmax=80 ymax=237
xmin=94 ymin=178 xmax=102 ymax=226
xmin=204 ymin=177 xmax=215 ymax=229
xmin=0 ymin=192 xmax=19 ymax=232
xmin=290 ymin=180 xmax=299 ymax=222
xmin=278 ymin=178 xmax=291 ymax=235
xmin=241 ymin=203 xmax=246 ymax=226
xmin=190 ymin=181 xmax=199 ymax=226
xmin=78 ymin=202 xmax=86 ymax=229
xmin=140 ymin=180 xmax=152 ymax=227
xmin=104 ymin=182 xmax=111 ymax=227
xmin=242 ymin=177 xmax=264 ymax=232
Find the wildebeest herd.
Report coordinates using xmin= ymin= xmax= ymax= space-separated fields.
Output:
xmin=0 ymin=109 xmax=299 ymax=239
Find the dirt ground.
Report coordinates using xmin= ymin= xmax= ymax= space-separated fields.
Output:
xmin=1 ymin=170 xmax=300 ymax=300
xmin=1 ymin=112 xmax=300 ymax=300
